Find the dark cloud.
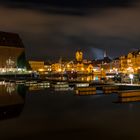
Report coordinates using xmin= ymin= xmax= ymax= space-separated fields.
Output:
xmin=0 ymin=1 xmax=140 ymax=61
xmin=1 ymin=0 xmax=137 ymax=7
xmin=22 ymin=28 xmax=140 ymax=60
xmin=0 ymin=0 xmax=138 ymax=16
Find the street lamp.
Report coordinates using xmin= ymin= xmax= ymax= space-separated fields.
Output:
xmin=129 ymin=74 xmax=134 ymax=85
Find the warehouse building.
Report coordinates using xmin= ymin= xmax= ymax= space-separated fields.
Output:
xmin=0 ymin=31 xmax=26 ymax=72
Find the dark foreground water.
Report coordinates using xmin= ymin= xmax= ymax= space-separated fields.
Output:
xmin=0 ymin=83 xmax=140 ymax=140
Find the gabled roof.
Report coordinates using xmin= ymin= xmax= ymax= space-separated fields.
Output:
xmin=131 ymin=50 xmax=140 ymax=56
xmin=44 ymin=61 xmax=52 ymax=65
xmin=93 ymin=57 xmax=112 ymax=65
xmin=0 ymin=31 xmax=24 ymax=48
xmin=113 ymin=57 xmax=119 ymax=60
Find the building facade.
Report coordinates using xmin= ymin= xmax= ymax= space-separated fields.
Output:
xmin=0 ymin=31 xmax=26 ymax=72
xmin=29 ymin=61 xmax=45 ymax=72
xmin=120 ymin=50 xmax=140 ymax=74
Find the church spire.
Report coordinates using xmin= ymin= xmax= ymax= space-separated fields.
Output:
xmin=104 ymin=50 xmax=107 ymax=58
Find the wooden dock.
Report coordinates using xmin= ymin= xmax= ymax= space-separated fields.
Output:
xmin=103 ymin=86 xmax=119 ymax=94
xmin=118 ymin=90 xmax=140 ymax=98
xmin=75 ymin=87 xmax=96 ymax=95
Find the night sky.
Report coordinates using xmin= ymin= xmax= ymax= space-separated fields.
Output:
xmin=0 ymin=0 xmax=140 ymax=61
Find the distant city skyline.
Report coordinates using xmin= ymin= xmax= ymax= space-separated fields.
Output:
xmin=0 ymin=0 xmax=139 ymax=60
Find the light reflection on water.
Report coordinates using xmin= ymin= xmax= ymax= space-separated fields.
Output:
xmin=0 ymin=83 xmax=26 ymax=120
xmin=47 ymin=75 xmax=101 ymax=82
xmin=0 ymin=82 xmax=140 ymax=139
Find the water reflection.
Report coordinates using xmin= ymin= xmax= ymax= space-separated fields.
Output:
xmin=28 ymin=82 xmax=50 ymax=91
xmin=52 ymin=82 xmax=74 ymax=91
xmin=0 ymin=79 xmax=140 ymax=123
xmin=1 ymin=80 xmax=140 ymax=139
xmin=69 ymin=75 xmax=101 ymax=82
xmin=75 ymin=83 xmax=89 ymax=88
xmin=0 ymin=84 xmax=26 ymax=120
xmin=46 ymin=75 xmax=101 ymax=82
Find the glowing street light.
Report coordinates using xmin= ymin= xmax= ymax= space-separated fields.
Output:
xmin=129 ymin=74 xmax=134 ymax=85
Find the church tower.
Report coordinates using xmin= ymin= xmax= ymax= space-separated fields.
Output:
xmin=76 ymin=50 xmax=83 ymax=62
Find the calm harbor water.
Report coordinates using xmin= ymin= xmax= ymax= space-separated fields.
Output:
xmin=0 ymin=82 xmax=140 ymax=140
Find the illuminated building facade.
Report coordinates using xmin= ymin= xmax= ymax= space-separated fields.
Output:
xmin=110 ymin=58 xmax=120 ymax=73
xmin=0 ymin=31 xmax=26 ymax=73
xmin=26 ymin=50 xmax=140 ymax=77
xmin=120 ymin=55 xmax=128 ymax=72
xmin=51 ymin=61 xmax=94 ymax=74
xmin=120 ymin=50 xmax=140 ymax=74
xmin=29 ymin=61 xmax=45 ymax=72
xmin=51 ymin=63 xmax=62 ymax=72
xmin=93 ymin=57 xmax=112 ymax=72
xmin=44 ymin=62 xmax=52 ymax=72
xmin=65 ymin=61 xmax=75 ymax=72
